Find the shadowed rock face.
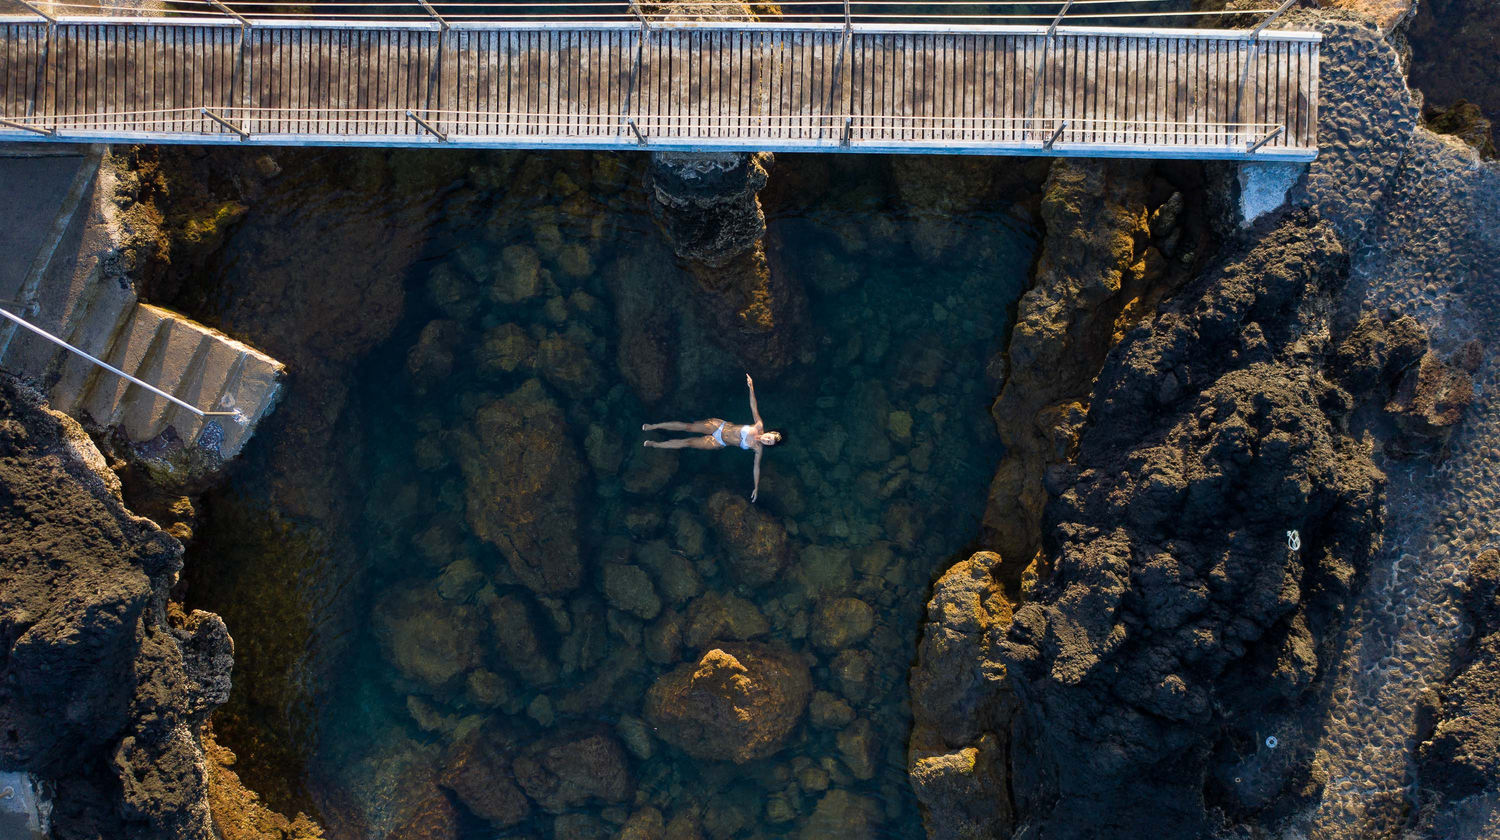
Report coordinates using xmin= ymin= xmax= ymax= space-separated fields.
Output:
xmin=982 ymin=158 xmax=1171 ymax=584
xmin=0 ymin=374 xmax=233 ymax=840
xmin=649 ymin=150 xmax=810 ymax=372
xmin=1415 ymin=550 xmax=1500 ymax=826
xmin=998 ymin=214 xmax=1390 ymax=839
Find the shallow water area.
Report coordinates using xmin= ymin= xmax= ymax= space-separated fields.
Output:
xmin=184 ymin=150 xmax=1040 ymax=839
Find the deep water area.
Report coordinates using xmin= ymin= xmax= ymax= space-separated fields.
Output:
xmin=180 ymin=150 xmax=1040 ymax=839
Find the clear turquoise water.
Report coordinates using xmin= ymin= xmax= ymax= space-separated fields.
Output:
xmin=185 ymin=150 xmax=1040 ymax=839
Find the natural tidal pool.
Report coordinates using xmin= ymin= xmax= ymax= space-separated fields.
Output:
xmin=182 ymin=150 xmax=1041 ymax=839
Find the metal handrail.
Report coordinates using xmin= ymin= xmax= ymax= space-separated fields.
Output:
xmin=0 ymin=305 xmax=244 ymax=423
xmin=0 ymin=107 xmax=1291 ymax=152
xmin=0 ymin=0 xmax=1304 ymax=26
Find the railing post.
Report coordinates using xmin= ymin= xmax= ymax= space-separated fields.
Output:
xmin=417 ymin=0 xmax=450 ymax=30
xmin=1251 ymin=0 xmax=1297 ymax=38
xmin=0 ymin=117 xmax=54 ymax=136
xmin=626 ymin=117 xmax=647 ymax=145
xmin=843 ymin=0 xmax=851 ymax=35
xmin=206 ymin=0 xmax=250 ymax=27
xmin=1246 ymin=124 xmax=1285 ymax=153
xmin=405 ymin=110 xmax=448 ymax=141
xmin=1043 ymin=119 xmax=1067 ymax=150
xmin=841 ymin=116 xmax=852 ymax=148
xmin=1046 ymin=0 xmax=1074 ymax=37
xmin=630 ymin=0 xmax=651 ymax=33
xmin=5 ymin=0 xmax=55 ymax=24
xmin=201 ymin=107 xmax=249 ymax=140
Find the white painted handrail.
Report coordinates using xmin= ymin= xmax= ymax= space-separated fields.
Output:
xmin=0 ymin=305 xmax=243 ymax=423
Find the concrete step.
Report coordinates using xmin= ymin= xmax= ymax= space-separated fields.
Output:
xmin=79 ymin=304 xmax=171 ymax=427
xmin=161 ymin=329 xmax=246 ymax=445
xmin=213 ymin=348 xmax=286 ymax=459
xmin=0 ymin=151 xmax=105 ymax=362
xmin=48 ymin=276 xmax=139 ymax=416
xmin=117 ymin=305 xmax=215 ymax=441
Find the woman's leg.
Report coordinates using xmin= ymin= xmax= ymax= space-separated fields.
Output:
xmin=644 ymin=436 xmax=721 ymax=450
xmin=644 ymin=419 xmax=722 ymax=434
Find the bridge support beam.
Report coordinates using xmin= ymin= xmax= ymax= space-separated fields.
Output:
xmin=0 ymin=118 xmax=52 ymax=136
xmin=1043 ymin=120 xmax=1068 ymax=150
xmin=417 ymin=0 xmax=450 ymax=30
xmin=626 ymin=118 xmax=647 ymax=145
xmin=206 ymin=0 xmax=250 ymax=27
xmin=1246 ymin=125 xmax=1286 ymax=153
xmin=200 ymin=108 xmax=248 ymax=139
xmin=405 ymin=110 xmax=447 ymax=141
xmin=4 ymin=0 xmax=55 ymax=24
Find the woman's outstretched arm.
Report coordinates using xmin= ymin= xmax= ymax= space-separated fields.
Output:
xmin=751 ymin=447 xmax=762 ymax=503
xmin=746 ymin=373 xmax=763 ymax=428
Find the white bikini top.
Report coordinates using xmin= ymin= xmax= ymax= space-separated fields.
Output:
xmin=739 ymin=426 xmax=753 ymax=449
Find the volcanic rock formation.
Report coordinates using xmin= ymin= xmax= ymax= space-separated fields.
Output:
xmin=0 ymin=373 xmax=232 ymax=840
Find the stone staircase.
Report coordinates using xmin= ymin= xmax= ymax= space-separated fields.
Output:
xmin=0 ymin=148 xmax=284 ymax=459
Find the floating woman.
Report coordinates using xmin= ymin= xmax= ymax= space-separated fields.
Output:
xmin=642 ymin=374 xmax=782 ymax=502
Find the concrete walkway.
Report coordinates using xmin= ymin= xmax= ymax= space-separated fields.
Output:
xmin=0 ymin=147 xmax=284 ymax=459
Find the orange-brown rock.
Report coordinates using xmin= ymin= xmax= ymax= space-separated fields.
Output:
xmin=644 ymin=643 xmax=811 ymax=763
xmin=457 ymin=378 xmax=584 ymax=594
xmin=203 ymin=728 xmax=325 ymax=840
xmin=981 ymin=159 xmax=1160 ymax=584
xmin=649 ymin=145 xmax=807 ymax=371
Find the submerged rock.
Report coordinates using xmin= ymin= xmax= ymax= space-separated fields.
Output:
xmin=705 ymin=490 xmax=790 ymax=585
xmin=649 ymin=151 xmax=808 ymax=371
xmin=437 ymin=728 xmax=530 ymax=829
xmin=644 ymin=643 xmax=811 ymax=763
xmin=810 ymin=597 xmax=876 ymax=652
xmin=457 ymin=379 xmax=584 ymax=594
xmin=511 ymin=730 xmax=633 ymax=814
xmin=372 ymin=585 xmax=485 ymax=691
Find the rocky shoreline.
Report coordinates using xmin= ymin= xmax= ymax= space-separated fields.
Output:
xmin=906 ymin=6 xmax=1500 ymax=839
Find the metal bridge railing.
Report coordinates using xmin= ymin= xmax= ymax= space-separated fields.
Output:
xmin=0 ymin=106 xmax=1291 ymax=151
xmin=4 ymin=0 xmax=1301 ymax=28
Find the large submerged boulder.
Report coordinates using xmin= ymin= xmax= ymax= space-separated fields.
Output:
xmin=644 ymin=643 xmax=811 ymax=763
xmin=456 ymin=379 xmax=584 ymax=594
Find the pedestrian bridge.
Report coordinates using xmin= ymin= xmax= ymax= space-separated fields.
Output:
xmin=0 ymin=1 xmax=1319 ymax=159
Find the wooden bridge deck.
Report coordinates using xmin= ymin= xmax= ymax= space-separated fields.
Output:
xmin=0 ymin=17 xmax=1319 ymax=159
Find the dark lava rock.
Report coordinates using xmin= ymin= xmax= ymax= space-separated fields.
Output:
xmin=644 ymin=642 xmax=811 ymax=763
xmin=999 ymin=214 xmax=1385 ymax=839
xmin=0 ymin=374 xmax=233 ymax=840
xmin=1385 ymin=350 xmax=1477 ymax=453
xmin=1413 ymin=549 xmax=1500 ymax=834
